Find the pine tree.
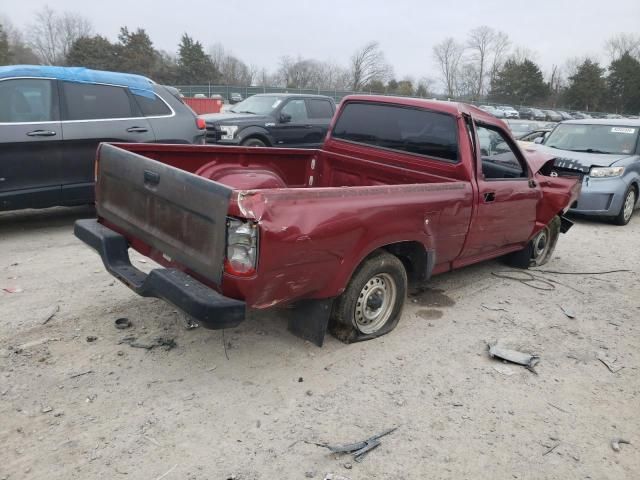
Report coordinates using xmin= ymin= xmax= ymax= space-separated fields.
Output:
xmin=66 ymin=35 xmax=117 ymax=70
xmin=564 ymin=59 xmax=606 ymax=111
xmin=176 ymin=34 xmax=218 ymax=84
xmin=116 ymin=27 xmax=158 ymax=77
xmin=489 ymin=59 xmax=549 ymax=105
xmin=608 ymin=52 xmax=640 ymax=114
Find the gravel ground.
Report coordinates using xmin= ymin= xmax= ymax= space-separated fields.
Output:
xmin=1 ymin=206 xmax=638 ymax=480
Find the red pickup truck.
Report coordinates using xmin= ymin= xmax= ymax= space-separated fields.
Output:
xmin=75 ymin=95 xmax=580 ymax=346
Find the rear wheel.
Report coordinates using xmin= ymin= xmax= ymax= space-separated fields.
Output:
xmin=330 ymin=251 xmax=407 ymax=343
xmin=612 ymin=186 xmax=636 ymax=226
xmin=241 ymin=137 xmax=266 ymax=147
xmin=505 ymin=216 xmax=561 ymax=268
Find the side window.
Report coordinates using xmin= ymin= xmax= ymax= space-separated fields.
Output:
xmin=476 ymin=124 xmax=527 ymax=179
xmin=280 ymin=99 xmax=308 ymax=122
xmin=332 ymin=102 xmax=459 ymax=162
xmin=0 ymin=79 xmax=54 ymax=123
xmin=134 ymin=93 xmax=172 ymax=116
xmin=62 ymin=82 xmax=137 ymax=120
xmin=306 ymin=99 xmax=334 ymax=119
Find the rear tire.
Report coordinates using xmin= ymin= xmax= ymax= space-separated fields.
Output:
xmin=330 ymin=251 xmax=407 ymax=344
xmin=612 ymin=186 xmax=636 ymax=226
xmin=505 ymin=216 xmax=561 ymax=268
xmin=241 ymin=138 xmax=266 ymax=147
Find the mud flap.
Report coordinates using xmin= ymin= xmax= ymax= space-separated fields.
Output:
xmin=559 ymin=215 xmax=574 ymax=233
xmin=285 ymin=299 xmax=334 ymax=347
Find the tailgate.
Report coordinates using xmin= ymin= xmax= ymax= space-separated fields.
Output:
xmin=95 ymin=143 xmax=231 ymax=284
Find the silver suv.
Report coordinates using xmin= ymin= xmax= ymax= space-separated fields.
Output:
xmin=0 ymin=66 xmax=205 ymax=212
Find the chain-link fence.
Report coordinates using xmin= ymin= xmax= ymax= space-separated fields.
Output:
xmin=173 ymin=84 xmax=617 ymax=118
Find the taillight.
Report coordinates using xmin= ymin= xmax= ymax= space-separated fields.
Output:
xmin=196 ymin=117 xmax=207 ymax=130
xmin=225 ymin=218 xmax=258 ymax=276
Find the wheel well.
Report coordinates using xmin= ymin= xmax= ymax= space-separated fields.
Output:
xmin=241 ymin=134 xmax=271 ymax=146
xmin=380 ymin=241 xmax=432 ymax=283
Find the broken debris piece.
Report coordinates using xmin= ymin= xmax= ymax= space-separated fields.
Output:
xmin=611 ymin=438 xmax=631 ymax=452
xmin=114 ymin=317 xmax=132 ymax=330
xmin=559 ymin=305 xmax=576 ymax=319
xmin=119 ymin=336 xmax=176 ymax=351
xmin=325 ymin=427 xmax=397 ymax=463
xmin=488 ymin=343 xmax=539 ymax=372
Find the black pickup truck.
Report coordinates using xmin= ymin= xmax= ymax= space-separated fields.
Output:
xmin=200 ymin=93 xmax=336 ymax=148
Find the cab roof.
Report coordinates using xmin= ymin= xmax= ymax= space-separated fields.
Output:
xmin=340 ymin=94 xmax=505 ymax=126
xmin=0 ymin=65 xmax=156 ymax=98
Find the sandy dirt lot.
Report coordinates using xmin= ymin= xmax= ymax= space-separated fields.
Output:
xmin=1 ymin=206 xmax=638 ymax=480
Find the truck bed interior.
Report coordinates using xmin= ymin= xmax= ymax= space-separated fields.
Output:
xmin=111 ymin=143 xmax=460 ymax=191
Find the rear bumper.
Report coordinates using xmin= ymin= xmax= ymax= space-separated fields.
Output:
xmin=74 ymin=219 xmax=245 ymax=329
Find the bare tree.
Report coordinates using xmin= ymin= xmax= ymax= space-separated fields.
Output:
xmin=28 ymin=6 xmax=91 ymax=64
xmin=510 ymin=46 xmax=539 ymax=64
xmin=432 ymin=37 xmax=464 ymax=98
xmin=488 ymin=31 xmax=511 ymax=87
xmin=349 ymin=41 xmax=392 ymax=91
xmin=604 ymin=33 xmax=640 ymax=61
xmin=467 ymin=26 xmax=495 ymax=97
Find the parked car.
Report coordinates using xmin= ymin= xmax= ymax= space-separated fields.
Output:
xmin=542 ymin=110 xmax=563 ymax=122
xmin=519 ymin=107 xmax=546 ymax=121
xmin=557 ymin=110 xmax=574 ymax=120
xmin=0 ymin=65 xmax=205 ymax=212
xmin=605 ymin=113 xmax=624 ymax=119
xmin=571 ymin=111 xmax=592 ymax=119
xmin=541 ymin=119 xmax=640 ymax=224
xmin=229 ymin=92 xmax=243 ymax=104
xmin=497 ymin=105 xmax=520 ymax=118
xmin=505 ymin=120 xmax=542 ymax=138
xmin=518 ymin=128 xmax=552 ymax=143
xmin=479 ymin=105 xmax=505 ymax=118
xmin=200 ymin=93 xmax=336 ymax=148
xmin=75 ymin=96 xmax=580 ymax=347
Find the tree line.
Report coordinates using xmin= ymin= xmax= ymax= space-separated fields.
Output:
xmin=1 ymin=7 xmax=639 ymax=114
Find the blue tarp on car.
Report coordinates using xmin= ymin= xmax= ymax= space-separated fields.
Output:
xmin=0 ymin=65 xmax=155 ymax=98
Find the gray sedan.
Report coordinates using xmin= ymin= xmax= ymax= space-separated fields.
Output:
xmin=539 ymin=119 xmax=640 ymax=225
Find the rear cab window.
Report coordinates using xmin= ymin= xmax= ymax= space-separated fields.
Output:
xmin=332 ymin=102 xmax=459 ymax=162
xmin=61 ymin=82 xmax=138 ymax=120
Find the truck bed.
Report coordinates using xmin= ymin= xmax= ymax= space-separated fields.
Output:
xmin=96 ymin=143 xmax=473 ymax=307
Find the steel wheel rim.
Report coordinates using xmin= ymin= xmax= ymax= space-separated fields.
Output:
xmin=354 ymin=273 xmax=396 ymax=334
xmin=532 ymin=227 xmax=550 ymax=262
xmin=623 ymin=190 xmax=635 ymax=222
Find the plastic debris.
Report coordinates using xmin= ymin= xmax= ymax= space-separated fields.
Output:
xmin=488 ymin=343 xmax=540 ymax=373
xmin=3 ymin=287 xmax=23 ymax=294
xmin=325 ymin=427 xmax=397 ymax=463
xmin=611 ymin=438 xmax=631 ymax=452
xmin=559 ymin=305 xmax=576 ymax=319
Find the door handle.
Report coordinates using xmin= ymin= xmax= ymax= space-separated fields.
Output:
xmin=483 ymin=192 xmax=496 ymax=202
xmin=305 ymin=125 xmax=314 ymax=128
xmin=126 ymin=126 xmax=149 ymax=133
xmin=26 ymin=130 xmax=57 ymax=137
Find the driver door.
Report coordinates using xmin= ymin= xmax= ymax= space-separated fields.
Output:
xmin=460 ymin=123 xmax=540 ymax=260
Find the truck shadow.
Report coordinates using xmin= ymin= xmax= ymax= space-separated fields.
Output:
xmin=0 ymin=205 xmax=95 ymax=236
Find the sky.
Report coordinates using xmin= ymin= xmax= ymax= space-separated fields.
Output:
xmin=2 ymin=0 xmax=640 ymax=83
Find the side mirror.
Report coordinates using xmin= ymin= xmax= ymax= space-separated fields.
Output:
xmin=279 ymin=113 xmax=292 ymax=123
xmin=533 ymin=137 xmax=544 ymax=144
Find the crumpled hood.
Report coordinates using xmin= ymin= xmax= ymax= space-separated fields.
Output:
xmin=199 ymin=112 xmax=272 ymax=125
xmin=522 ymin=144 xmax=631 ymax=173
